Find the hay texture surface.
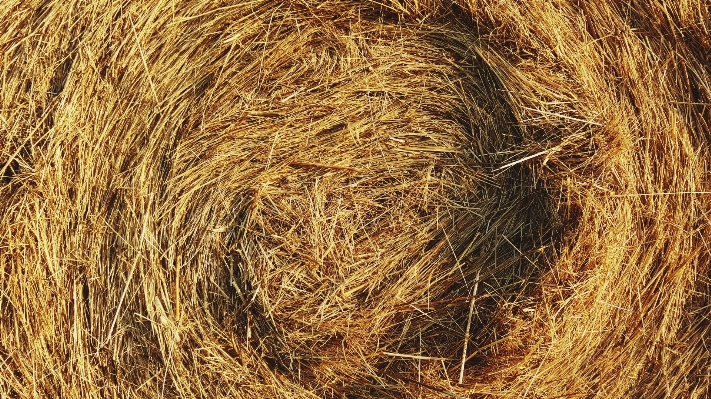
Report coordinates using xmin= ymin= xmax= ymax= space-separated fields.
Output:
xmin=1 ymin=0 xmax=710 ymax=398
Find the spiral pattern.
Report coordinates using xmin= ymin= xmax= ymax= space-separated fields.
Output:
xmin=1 ymin=1 xmax=710 ymax=398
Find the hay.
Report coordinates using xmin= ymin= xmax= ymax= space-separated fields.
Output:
xmin=1 ymin=0 xmax=710 ymax=397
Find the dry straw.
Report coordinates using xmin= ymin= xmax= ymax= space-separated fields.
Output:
xmin=1 ymin=0 xmax=710 ymax=398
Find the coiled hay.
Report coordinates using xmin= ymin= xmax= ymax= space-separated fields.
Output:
xmin=1 ymin=0 xmax=710 ymax=398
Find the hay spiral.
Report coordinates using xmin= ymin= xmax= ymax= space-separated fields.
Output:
xmin=1 ymin=0 xmax=710 ymax=398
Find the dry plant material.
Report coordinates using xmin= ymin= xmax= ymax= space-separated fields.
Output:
xmin=1 ymin=0 xmax=710 ymax=398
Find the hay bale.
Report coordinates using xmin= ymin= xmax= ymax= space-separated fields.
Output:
xmin=1 ymin=0 xmax=710 ymax=398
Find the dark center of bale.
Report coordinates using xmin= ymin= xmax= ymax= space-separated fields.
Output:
xmin=169 ymin=4 xmax=558 ymax=393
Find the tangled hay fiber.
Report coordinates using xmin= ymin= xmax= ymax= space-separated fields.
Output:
xmin=1 ymin=0 xmax=710 ymax=397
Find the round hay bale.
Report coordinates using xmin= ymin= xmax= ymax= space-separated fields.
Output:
xmin=1 ymin=0 xmax=710 ymax=398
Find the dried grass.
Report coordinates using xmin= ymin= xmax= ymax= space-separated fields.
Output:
xmin=1 ymin=0 xmax=710 ymax=398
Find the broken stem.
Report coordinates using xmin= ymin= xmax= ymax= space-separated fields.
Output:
xmin=459 ymin=270 xmax=480 ymax=384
